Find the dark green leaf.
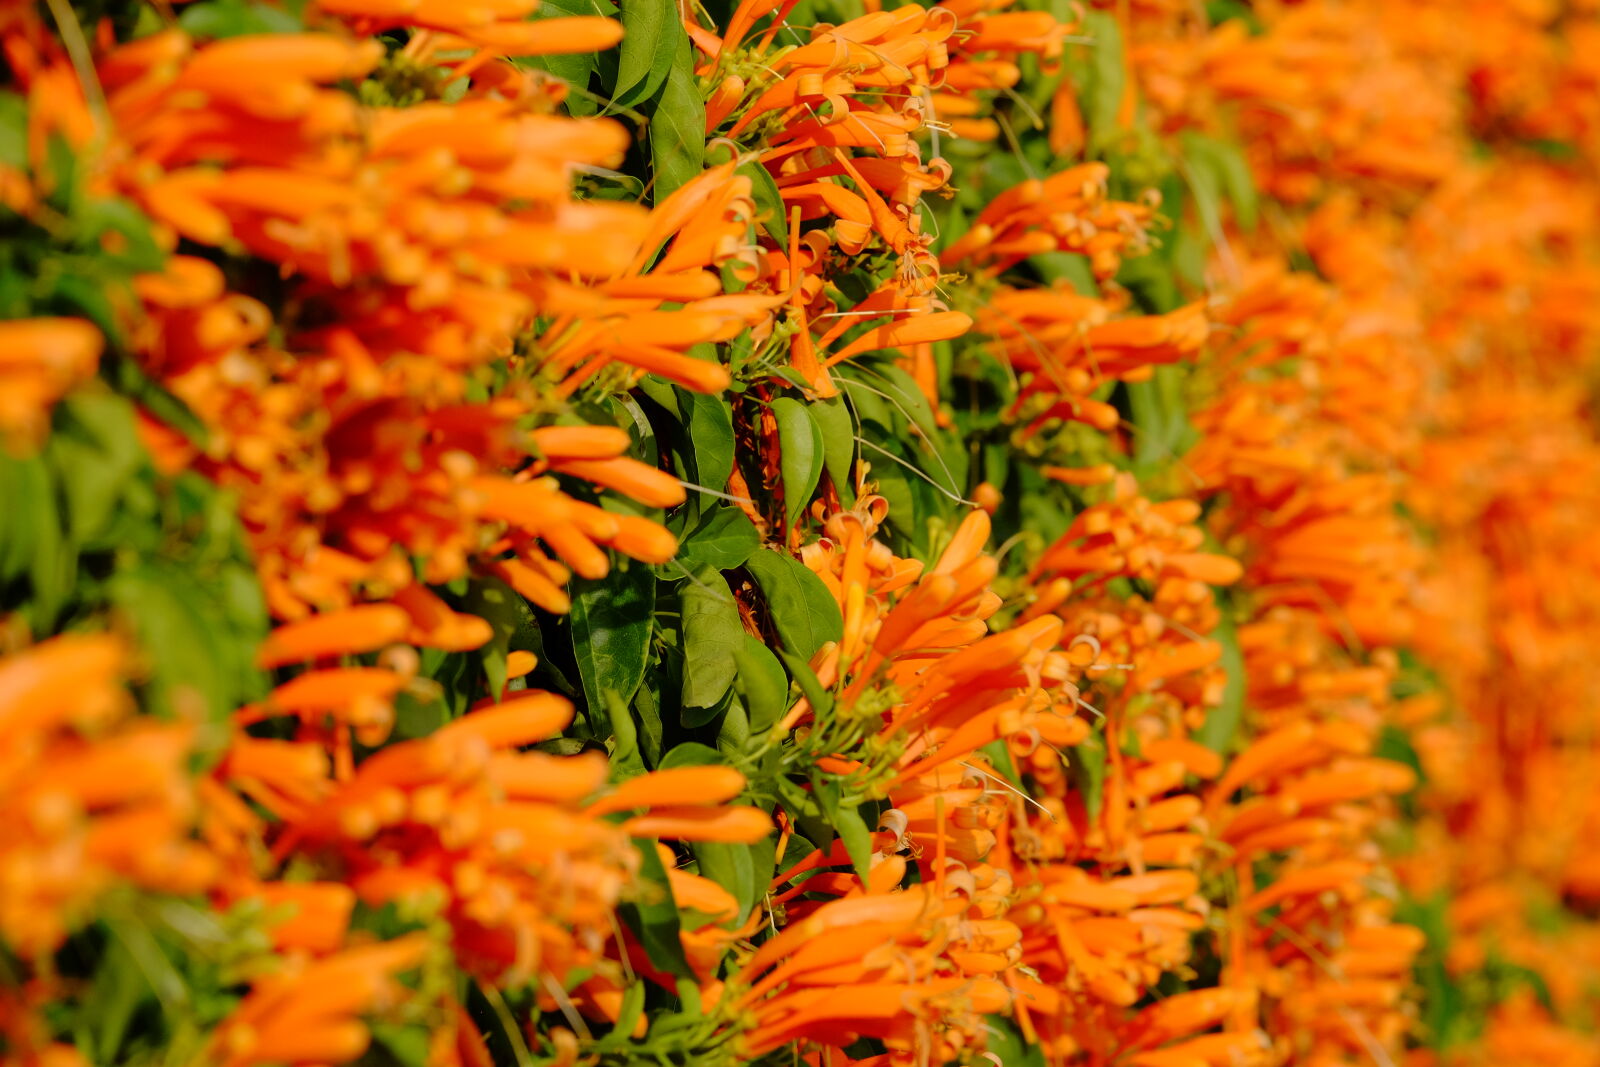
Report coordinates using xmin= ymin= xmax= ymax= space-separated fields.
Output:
xmin=177 ymin=0 xmax=302 ymax=37
xmin=521 ymin=0 xmax=615 ymax=103
xmin=80 ymin=198 xmax=167 ymax=273
xmin=7 ymin=451 xmax=63 ymax=622
xmin=773 ymin=397 xmax=826 ymax=529
xmin=0 ymin=451 xmax=42 ymax=582
xmin=0 ymin=92 xmax=25 ymax=168
xmin=82 ymin=933 xmax=149 ymax=1063
xmin=570 ymin=560 xmax=657 ymax=720
xmin=716 ymin=697 xmax=751 ymax=758
xmin=678 ymin=507 xmax=760 ymax=571
xmin=620 ymin=838 xmax=693 ymax=976
xmin=649 ymin=60 xmax=705 ymax=204
xmin=1030 ymin=251 xmax=1100 ymax=296
xmin=658 ymin=741 xmax=723 ymax=769
xmin=1126 ymin=365 xmax=1197 ymax=471
xmin=808 ymin=395 xmax=855 ymax=505
xmin=682 ymin=388 xmax=736 ymax=494
xmin=606 ymin=689 xmax=646 ymax=780
xmin=1195 ymin=607 xmax=1245 ymax=754
xmin=49 ymin=394 xmax=143 ymax=546
xmin=859 ymin=364 xmax=938 ymax=442
xmin=692 ymin=840 xmax=758 ymax=922
xmin=1069 ymin=729 xmax=1107 ymax=820
xmin=460 ymin=577 xmax=528 ymax=700
xmin=979 ymin=739 xmax=1023 ymax=788
xmin=1083 ymin=11 xmax=1126 ymax=154
xmin=50 ymin=274 xmax=121 ymax=344
xmin=840 ymin=373 xmax=892 ymax=432
xmin=813 ymin=774 xmax=873 ymax=883
xmin=368 ymin=1022 xmax=432 ymax=1067
xmin=731 ymin=633 xmax=789 ymax=736
xmin=633 ymin=680 xmax=665 ymax=766
xmin=615 ymin=0 xmax=676 ymax=107
xmin=775 ymin=647 xmax=833 ymax=720
xmin=1194 ymin=133 xmax=1259 ymax=231
xmin=745 ymin=548 xmax=843 ymax=660
xmin=984 ymin=1016 xmax=1047 ymax=1067
xmin=740 ymin=160 xmax=789 ymax=245
xmin=111 ymin=564 xmax=241 ymax=722
xmin=680 ymin=565 xmax=744 ymax=710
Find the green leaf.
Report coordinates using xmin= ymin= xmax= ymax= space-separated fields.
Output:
xmin=1030 ymin=251 xmax=1100 ymax=296
xmin=860 ymin=363 xmax=938 ymax=442
xmin=633 ymin=680 xmax=665 ymax=766
xmin=570 ymin=560 xmax=657 ymax=721
xmin=615 ymin=0 xmax=676 ymax=107
xmin=813 ymin=774 xmax=873 ymax=883
xmin=1200 ymin=134 xmax=1259 ymax=231
xmin=368 ymin=1022 xmax=432 ymax=1067
xmin=48 ymin=394 xmax=143 ymax=546
xmin=0 ymin=92 xmax=26 ymax=168
xmin=808 ymin=395 xmax=855 ymax=505
xmin=731 ymin=633 xmax=789 ymax=736
xmin=1195 ymin=607 xmax=1245 ymax=754
xmin=80 ymin=198 xmax=167 ymax=274
xmin=522 ymin=0 xmax=615 ymax=104
xmin=111 ymin=563 xmax=236 ymax=722
xmin=601 ymin=687 xmax=646 ymax=784
xmin=658 ymin=741 xmax=724 ymax=769
xmin=839 ymin=371 xmax=890 ymax=434
xmin=108 ymin=356 xmax=209 ymax=448
xmin=979 ymin=739 xmax=1023 ymax=788
xmin=0 ymin=452 xmax=39 ymax=583
xmin=773 ymin=397 xmax=826 ymax=530
xmin=745 ymin=548 xmax=843 ymax=660
xmin=678 ymin=507 xmax=760 ymax=571
xmin=680 ymin=565 xmax=744 ymax=711
xmin=1126 ymin=365 xmax=1197 ymax=471
xmin=682 ymin=388 xmax=736 ymax=494
xmin=775 ymin=647 xmax=834 ymax=720
xmin=1069 ymin=729 xmax=1107 ymax=820
xmin=1083 ymin=11 xmax=1126 ymax=154
xmin=460 ymin=577 xmax=528 ymax=701
xmin=177 ymin=0 xmax=302 ymax=37
xmin=984 ymin=1017 xmax=1047 ymax=1067
xmin=82 ymin=933 xmax=150 ymax=1063
xmin=740 ymin=160 xmax=789 ymax=246
xmin=693 ymin=840 xmax=758 ymax=923
xmin=620 ymin=838 xmax=693 ymax=977
xmin=599 ymin=979 xmax=647 ymax=1049
xmin=50 ymin=273 xmax=121 ymax=344
xmin=716 ymin=697 xmax=751 ymax=758
xmin=775 ymin=774 xmax=824 ymax=832
xmin=649 ymin=59 xmax=705 ymax=205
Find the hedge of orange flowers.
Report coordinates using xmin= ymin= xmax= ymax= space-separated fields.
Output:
xmin=3 ymin=0 xmax=1599 ymax=1064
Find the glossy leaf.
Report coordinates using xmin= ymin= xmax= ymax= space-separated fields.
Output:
xmin=570 ymin=560 xmax=656 ymax=720
xmin=677 ymin=506 xmax=760 ymax=572
xmin=649 ymin=58 xmax=704 ymax=204
xmin=773 ymin=397 xmax=826 ymax=530
xmin=620 ymin=838 xmax=693 ymax=977
xmin=683 ymin=388 xmax=736 ymax=495
xmin=680 ymin=565 xmax=744 ymax=711
xmin=615 ymin=0 xmax=675 ymax=106
xmin=745 ymin=548 xmax=843 ymax=660
xmin=731 ymin=634 xmax=789 ymax=735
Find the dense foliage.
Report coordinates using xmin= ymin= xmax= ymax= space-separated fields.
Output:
xmin=4 ymin=0 xmax=1600 ymax=1065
